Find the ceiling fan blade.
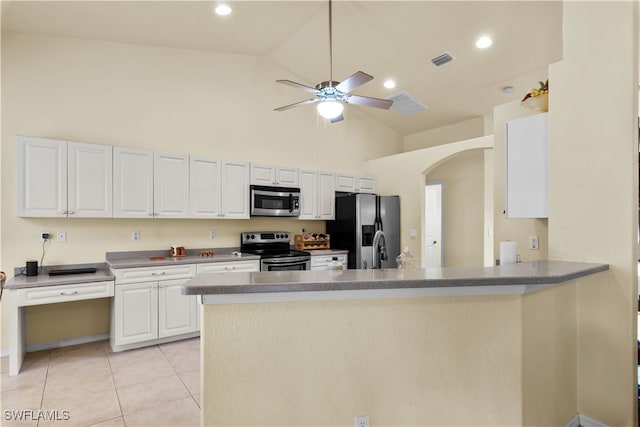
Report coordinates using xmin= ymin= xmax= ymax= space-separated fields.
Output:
xmin=274 ymin=98 xmax=318 ymax=112
xmin=330 ymin=114 xmax=344 ymax=123
xmin=346 ymin=95 xmax=394 ymax=110
xmin=276 ymin=80 xmax=321 ymax=95
xmin=334 ymin=71 xmax=374 ymax=93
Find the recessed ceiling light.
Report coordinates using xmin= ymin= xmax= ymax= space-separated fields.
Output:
xmin=215 ymin=4 xmax=232 ymax=16
xmin=475 ymin=36 xmax=492 ymax=49
xmin=502 ymin=86 xmax=515 ymax=94
xmin=383 ymin=80 xmax=396 ymax=89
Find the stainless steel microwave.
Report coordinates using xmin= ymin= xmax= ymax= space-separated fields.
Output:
xmin=250 ymin=185 xmax=300 ymax=217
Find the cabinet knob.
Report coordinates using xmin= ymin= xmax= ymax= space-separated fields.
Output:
xmin=151 ymin=272 xmax=166 ymax=276
xmin=60 ymin=210 xmax=68 ymax=215
xmin=68 ymin=211 xmax=75 ymax=215
xmin=148 ymin=212 xmax=154 ymax=216
xmin=60 ymin=291 xmax=79 ymax=296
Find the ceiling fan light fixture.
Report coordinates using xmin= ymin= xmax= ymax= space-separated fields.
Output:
xmin=317 ymin=100 xmax=344 ymax=119
xmin=214 ymin=4 xmax=232 ymax=16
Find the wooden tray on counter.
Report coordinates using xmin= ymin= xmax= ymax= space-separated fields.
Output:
xmin=294 ymin=234 xmax=330 ymax=250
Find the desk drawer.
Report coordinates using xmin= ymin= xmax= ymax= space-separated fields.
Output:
xmin=17 ymin=280 xmax=115 ymax=307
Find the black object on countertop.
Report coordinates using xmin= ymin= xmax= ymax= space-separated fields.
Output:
xmin=48 ymin=267 xmax=97 ymax=276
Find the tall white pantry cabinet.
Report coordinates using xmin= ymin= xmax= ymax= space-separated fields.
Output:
xmin=505 ymin=112 xmax=549 ymax=218
xmin=16 ymin=136 xmax=113 ymax=217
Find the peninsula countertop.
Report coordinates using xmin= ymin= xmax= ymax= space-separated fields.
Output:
xmin=183 ymin=260 xmax=609 ymax=301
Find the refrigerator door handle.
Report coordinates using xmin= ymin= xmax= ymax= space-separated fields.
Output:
xmin=372 ymin=230 xmax=388 ymax=269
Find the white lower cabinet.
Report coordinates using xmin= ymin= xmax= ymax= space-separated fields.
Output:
xmin=158 ymin=278 xmax=197 ymax=338
xmin=111 ymin=264 xmax=197 ymax=351
xmin=310 ymin=254 xmax=347 ymax=270
xmin=196 ymin=260 xmax=260 ymax=274
xmin=113 ymin=281 xmax=159 ymax=346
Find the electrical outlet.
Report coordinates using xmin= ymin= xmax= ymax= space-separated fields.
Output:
xmin=132 ymin=230 xmax=140 ymax=241
xmin=209 ymin=230 xmax=216 ymax=239
xmin=41 ymin=231 xmax=51 ymax=242
xmin=529 ymin=235 xmax=539 ymax=250
xmin=355 ymin=415 xmax=369 ymax=427
xmin=57 ymin=231 xmax=66 ymax=243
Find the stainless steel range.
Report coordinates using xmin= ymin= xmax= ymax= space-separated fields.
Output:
xmin=240 ymin=232 xmax=310 ymax=271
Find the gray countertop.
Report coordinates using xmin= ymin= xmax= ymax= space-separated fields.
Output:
xmin=106 ymin=248 xmax=260 ymax=269
xmin=5 ymin=263 xmax=114 ymax=290
xmin=182 ymin=260 xmax=609 ymax=296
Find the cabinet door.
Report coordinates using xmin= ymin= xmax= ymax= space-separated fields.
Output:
xmin=113 ymin=147 xmax=154 ymax=218
xmin=506 ymin=113 xmax=548 ymax=218
xmin=276 ymin=166 xmax=299 ymax=187
xmin=154 ymin=152 xmax=189 ymax=218
xmin=298 ymin=169 xmax=318 ymax=220
xmin=317 ymin=172 xmax=335 ymax=219
xmin=357 ymin=177 xmax=376 ymax=194
xmin=189 ymin=156 xmax=221 ymax=218
xmin=250 ymin=163 xmax=276 ymax=186
xmin=67 ymin=142 xmax=113 ymax=217
xmin=16 ymin=136 xmax=67 ymax=217
xmin=221 ymin=160 xmax=250 ymax=219
xmin=158 ymin=279 xmax=197 ymax=338
xmin=114 ymin=282 xmax=158 ymax=346
xmin=335 ymin=173 xmax=357 ymax=192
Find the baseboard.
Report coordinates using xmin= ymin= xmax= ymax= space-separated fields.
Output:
xmin=565 ymin=413 xmax=610 ymax=427
xmin=24 ymin=333 xmax=110 ymax=353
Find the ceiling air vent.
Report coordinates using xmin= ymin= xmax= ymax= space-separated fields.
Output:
xmin=387 ymin=92 xmax=428 ymax=116
xmin=429 ymin=52 xmax=455 ymax=68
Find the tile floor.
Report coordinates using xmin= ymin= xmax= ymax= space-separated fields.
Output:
xmin=0 ymin=338 xmax=201 ymax=427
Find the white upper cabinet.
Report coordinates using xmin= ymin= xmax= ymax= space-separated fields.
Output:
xmin=220 ymin=160 xmax=250 ymax=219
xmin=189 ymin=156 xmax=221 ymax=218
xmin=114 ymin=149 xmax=189 ymax=218
xmin=506 ymin=113 xmax=548 ymax=218
xmin=335 ymin=173 xmax=376 ymax=194
xmin=189 ymin=157 xmax=249 ymax=219
xmin=356 ymin=176 xmax=376 ymax=194
xmin=67 ymin=142 xmax=113 ymax=217
xmin=250 ymin=163 xmax=298 ymax=187
xmin=17 ymin=135 xmax=112 ymax=218
xmin=154 ymin=152 xmax=189 ymax=218
xmin=113 ymin=147 xmax=154 ymax=218
xmin=299 ymin=169 xmax=335 ymax=220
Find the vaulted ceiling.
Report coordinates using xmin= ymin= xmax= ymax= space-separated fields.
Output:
xmin=1 ymin=1 xmax=563 ymax=136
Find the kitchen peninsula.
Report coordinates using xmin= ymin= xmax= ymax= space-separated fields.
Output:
xmin=183 ymin=260 xmax=608 ymax=426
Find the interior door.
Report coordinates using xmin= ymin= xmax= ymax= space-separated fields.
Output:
xmin=425 ymin=182 xmax=444 ymax=268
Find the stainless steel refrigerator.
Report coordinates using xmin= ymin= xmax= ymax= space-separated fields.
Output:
xmin=326 ymin=194 xmax=400 ymax=269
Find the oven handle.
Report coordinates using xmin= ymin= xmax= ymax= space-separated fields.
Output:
xmin=261 ymin=257 xmax=310 ymax=265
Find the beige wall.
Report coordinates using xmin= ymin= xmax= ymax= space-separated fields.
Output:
xmin=0 ymin=32 xmax=403 ymax=351
xmin=426 ymin=150 xmax=485 ymax=267
xmin=403 ymin=116 xmax=485 ymax=152
xmin=202 ymin=295 xmax=523 ymax=426
xmin=545 ymin=2 xmax=638 ymax=424
xmin=364 ymin=136 xmax=493 ymax=267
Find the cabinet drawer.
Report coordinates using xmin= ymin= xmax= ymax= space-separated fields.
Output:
xmin=311 ymin=254 xmax=347 ymax=266
xmin=115 ymin=264 xmax=195 ymax=284
xmin=196 ymin=260 xmax=259 ymax=274
xmin=18 ymin=280 xmax=114 ymax=307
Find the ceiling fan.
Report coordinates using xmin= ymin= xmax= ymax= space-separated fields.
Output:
xmin=274 ymin=0 xmax=393 ymax=123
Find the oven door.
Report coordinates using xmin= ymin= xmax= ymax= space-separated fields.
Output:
xmin=260 ymin=257 xmax=310 ymax=272
xmin=251 ymin=186 xmax=300 ymax=217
